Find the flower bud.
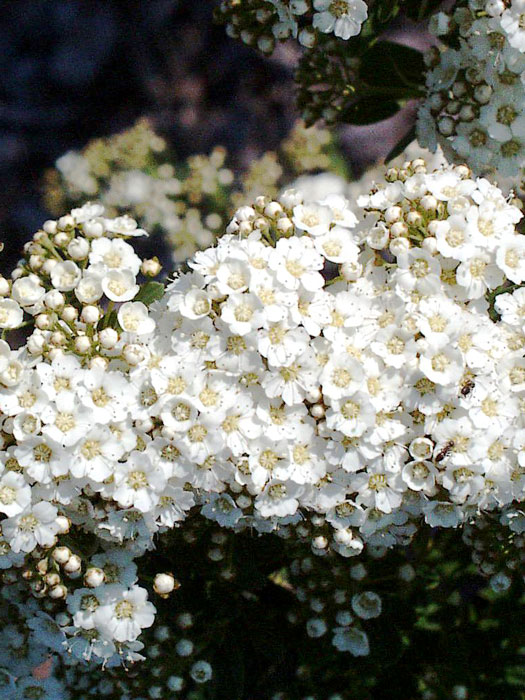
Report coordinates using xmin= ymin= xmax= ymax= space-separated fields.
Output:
xmin=27 ymin=332 xmax=46 ymax=355
xmin=29 ymin=255 xmax=44 ymax=271
xmin=63 ymin=554 xmax=82 ymax=576
xmin=385 ymin=206 xmax=403 ymax=223
xmin=61 ymin=306 xmax=78 ymax=323
xmin=276 ymin=217 xmax=294 ymax=235
xmin=74 ymin=336 xmax=91 ymax=354
xmin=88 ymin=356 xmax=108 ymax=371
xmin=35 ymin=314 xmax=52 ymax=331
xmin=141 ymin=258 xmax=162 ymax=277
xmin=154 ymin=572 xmax=180 ymax=596
xmin=81 ymin=305 xmax=101 ymax=324
xmin=50 ymin=331 xmax=66 ymax=346
xmin=422 ymin=236 xmax=437 ymax=254
xmin=67 ymin=237 xmax=90 ymax=260
xmin=390 ymin=222 xmax=408 ymax=237
xmin=311 ymin=403 xmax=325 ymax=419
xmin=57 ymin=215 xmax=75 ymax=231
xmin=54 ymin=232 xmax=71 ymax=247
xmin=406 ymin=211 xmax=423 ymax=227
xmin=41 ymin=259 xmax=58 ymax=275
xmin=45 ymin=290 xmax=65 ymax=310
xmin=49 ymin=584 xmax=68 ymax=600
xmin=123 ymin=344 xmax=147 ymax=366
xmin=43 ymin=220 xmax=58 ymax=235
xmin=83 ymin=219 xmax=105 ymax=238
xmin=36 ymin=558 xmax=49 ymax=575
xmin=44 ymin=572 xmax=61 ymax=587
xmin=55 ymin=516 xmax=71 ymax=534
xmin=84 ymin=567 xmax=105 ymax=588
xmin=52 ymin=546 xmax=71 ymax=565
xmin=420 ymin=195 xmax=438 ymax=211
xmin=47 ymin=348 xmax=64 ymax=362
xmin=98 ymin=327 xmax=118 ymax=349
xmin=389 ymin=237 xmax=410 ymax=257
xmin=340 ymin=261 xmax=362 ymax=281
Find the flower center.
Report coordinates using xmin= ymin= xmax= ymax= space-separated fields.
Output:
xmin=329 ymin=0 xmax=349 ymax=18
xmin=127 ymin=470 xmax=148 ymax=490
xmin=115 ymin=600 xmax=135 ymax=619
xmin=0 ymin=485 xmax=16 ymax=505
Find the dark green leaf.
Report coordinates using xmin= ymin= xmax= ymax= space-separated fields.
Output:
xmin=135 ymin=281 xmax=165 ymax=306
xmin=360 ymin=41 xmax=426 ymax=92
xmin=342 ymin=98 xmax=400 ymax=125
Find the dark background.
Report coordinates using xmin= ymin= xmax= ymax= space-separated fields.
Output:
xmin=0 ymin=0 xmax=423 ymax=271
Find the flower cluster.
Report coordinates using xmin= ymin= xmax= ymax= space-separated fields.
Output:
xmin=214 ymin=0 xmax=368 ymax=54
xmin=418 ymin=0 xmax=525 ymax=185
xmin=1 ymin=157 xmax=524 ymax=678
xmin=148 ymin=161 xmax=525 ymax=559
xmin=45 ymin=119 xmax=346 ymax=264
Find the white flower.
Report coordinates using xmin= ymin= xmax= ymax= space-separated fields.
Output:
xmin=220 ymin=293 xmax=264 ymax=336
xmin=11 ymin=275 xmax=45 ymax=307
xmin=0 ymin=471 xmax=31 ymax=516
xmin=418 ymin=339 xmax=464 ymax=386
xmin=118 ymin=302 xmax=155 ymax=335
xmin=201 ymin=493 xmax=243 ymax=527
xmin=94 ymin=584 xmax=156 ymax=642
xmin=102 ymin=269 xmax=139 ymax=302
xmin=75 ymin=273 xmax=104 ymax=304
xmin=113 ymin=452 xmax=167 ymax=512
xmin=292 ymin=202 xmax=333 ymax=236
xmin=254 ymin=479 xmax=303 ymax=517
xmin=422 ymin=501 xmax=463 ymax=528
xmin=313 ymin=0 xmax=368 ymax=40
xmin=268 ymin=237 xmax=324 ymax=291
xmin=89 ymin=238 xmax=141 ymax=274
xmin=2 ymin=501 xmax=59 ymax=553
xmin=500 ymin=0 xmax=525 ymax=51
xmin=0 ymin=299 xmax=23 ymax=329
xmin=50 ymin=261 xmax=82 ymax=292
xmin=496 ymin=234 xmax=525 ymax=283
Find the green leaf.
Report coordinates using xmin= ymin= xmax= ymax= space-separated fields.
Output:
xmin=360 ymin=41 xmax=426 ymax=92
xmin=385 ymin=125 xmax=417 ymax=163
xmin=135 ymin=281 xmax=165 ymax=306
xmin=341 ymin=98 xmax=400 ymax=125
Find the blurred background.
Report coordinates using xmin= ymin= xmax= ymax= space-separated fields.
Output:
xmin=0 ymin=0 xmax=428 ymax=271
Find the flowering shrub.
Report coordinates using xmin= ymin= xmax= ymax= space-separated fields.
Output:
xmin=0 ymin=148 xmax=524 ymax=697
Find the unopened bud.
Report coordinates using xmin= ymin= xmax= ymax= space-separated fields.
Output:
xmin=49 ymin=584 xmax=68 ymax=600
xmin=63 ymin=554 xmax=82 ymax=575
xmin=61 ymin=306 xmax=78 ymax=323
xmin=154 ymin=572 xmax=180 ymax=597
xmin=81 ymin=305 xmax=100 ymax=324
xmin=55 ymin=516 xmax=71 ymax=534
xmin=84 ymin=567 xmax=105 ymax=588
xmin=52 ymin=547 xmax=71 ymax=565
xmin=141 ymin=258 xmax=162 ymax=277
xmin=74 ymin=336 xmax=91 ymax=354
xmin=98 ymin=327 xmax=118 ymax=349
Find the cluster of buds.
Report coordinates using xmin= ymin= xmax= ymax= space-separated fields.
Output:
xmin=215 ymin=0 xmax=368 ymax=55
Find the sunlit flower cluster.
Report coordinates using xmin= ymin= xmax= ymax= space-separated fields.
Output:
xmin=215 ymin=0 xmax=368 ymax=54
xmin=418 ymin=0 xmax=525 ymax=185
xmin=1 ymin=156 xmax=524 ymax=682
